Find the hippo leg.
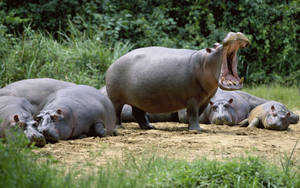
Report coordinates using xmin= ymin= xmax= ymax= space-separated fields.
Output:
xmin=94 ymin=122 xmax=106 ymax=137
xmin=132 ymin=106 xmax=155 ymax=129
xmin=239 ymin=119 xmax=249 ymax=127
xmin=114 ymin=103 xmax=125 ymax=129
xmin=248 ymin=117 xmax=259 ymax=128
xmin=186 ymin=98 xmax=202 ymax=131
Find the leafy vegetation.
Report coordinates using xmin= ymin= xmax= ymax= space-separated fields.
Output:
xmin=1 ymin=133 xmax=300 ymax=188
xmin=0 ymin=0 xmax=299 ymax=86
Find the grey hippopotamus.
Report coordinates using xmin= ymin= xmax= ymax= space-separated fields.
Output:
xmin=240 ymin=101 xmax=299 ymax=130
xmin=106 ymin=32 xmax=250 ymax=131
xmin=178 ymin=88 xmax=268 ymax=126
xmin=100 ymin=86 xmax=178 ymax=123
xmin=37 ymin=85 xmax=116 ymax=142
xmin=0 ymin=96 xmax=46 ymax=146
xmin=0 ymin=78 xmax=75 ymax=111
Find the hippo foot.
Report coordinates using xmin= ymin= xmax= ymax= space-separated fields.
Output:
xmin=188 ymin=125 xmax=203 ymax=132
xmin=139 ymin=124 xmax=156 ymax=130
xmin=116 ymin=124 xmax=125 ymax=129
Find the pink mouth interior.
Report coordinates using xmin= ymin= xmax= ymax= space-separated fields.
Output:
xmin=218 ymin=41 xmax=248 ymax=90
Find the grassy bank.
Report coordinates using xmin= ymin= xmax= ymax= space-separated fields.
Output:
xmin=1 ymin=133 xmax=300 ymax=188
xmin=243 ymin=85 xmax=300 ymax=110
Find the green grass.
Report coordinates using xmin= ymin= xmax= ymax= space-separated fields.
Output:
xmin=1 ymin=133 xmax=300 ymax=188
xmin=243 ymin=85 xmax=300 ymax=110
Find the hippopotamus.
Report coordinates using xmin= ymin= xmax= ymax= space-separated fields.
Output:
xmin=239 ymin=101 xmax=299 ymax=130
xmin=0 ymin=78 xmax=75 ymax=111
xmin=100 ymin=86 xmax=178 ymax=123
xmin=178 ymin=88 xmax=268 ymax=125
xmin=0 ymin=96 xmax=46 ymax=146
xmin=37 ymin=85 xmax=116 ymax=142
xmin=106 ymin=32 xmax=250 ymax=131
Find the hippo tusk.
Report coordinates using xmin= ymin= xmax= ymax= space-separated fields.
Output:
xmin=239 ymin=77 xmax=244 ymax=84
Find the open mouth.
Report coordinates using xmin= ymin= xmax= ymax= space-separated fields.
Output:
xmin=218 ymin=32 xmax=250 ymax=90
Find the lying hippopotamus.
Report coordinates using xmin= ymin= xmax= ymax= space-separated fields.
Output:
xmin=106 ymin=32 xmax=250 ymax=131
xmin=37 ymin=85 xmax=116 ymax=142
xmin=0 ymin=96 xmax=46 ymax=146
xmin=0 ymin=78 xmax=75 ymax=111
xmin=100 ymin=86 xmax=178 ymax=123
xmin=178 ymin=88 xmax=268 ymax=126
xmin=239 ymin=101 xmax=299 ymax=130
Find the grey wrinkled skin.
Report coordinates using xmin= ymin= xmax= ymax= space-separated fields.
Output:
xmin=37 ymin=85 xmax=116 ymax=143
xmin=106 ymin=32 xmax=250 ymax=131
xmin=0 ymin=78 xmax=75 ymax=111
xmin=240 ymin=101 xmax=299 ymax=131
xmin=0 ymin=96 xmax=46 ymax=147
xmin=100 ymin=86 xmax=178 ymax=123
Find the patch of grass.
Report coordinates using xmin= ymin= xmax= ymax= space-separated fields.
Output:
xmin=0 ymin=26 xmax=133 ymax=88
xmin=243 ymin=84 xmax=300 ymax=110
xmin=1 ymin=134 xmax=300 ymax=188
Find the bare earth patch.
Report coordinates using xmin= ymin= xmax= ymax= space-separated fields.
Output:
xmin=36 ymin=111 xmax=300 ymax=170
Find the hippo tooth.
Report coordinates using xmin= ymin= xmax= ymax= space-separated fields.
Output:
xmin=239 ymin=77 xmax=244 ymax=84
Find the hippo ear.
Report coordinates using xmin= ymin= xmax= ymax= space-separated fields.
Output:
xmin=209 ymin=101 xmax=214 ymax=106
xmin=228 ymin=98 xmax=233 ymax=104
xmin=286 ymin=112 xmax=290 ymax=118
xmin=56 ymin=109 xmax=62 ymax=115
xmin=13 ymin=114 xmax=19 ymax=122
xmin=205 ymin=48 xmax=212 ymax=53
xmin=271 ymin=105 xmax=275 ymax=112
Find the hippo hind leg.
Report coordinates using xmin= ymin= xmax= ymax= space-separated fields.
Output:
xmin=113 ymin=103 xmax=125 ymax=129
xmin=132 ymin=106 xmax=155 ymax=129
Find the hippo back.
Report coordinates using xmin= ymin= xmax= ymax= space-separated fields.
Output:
xmin=0 ymin=78 xmax=75 ymax=108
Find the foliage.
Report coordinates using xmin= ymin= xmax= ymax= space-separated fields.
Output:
xmin=0 ymin=0 xmax=299 ymax=85
xmin=0 ymin=26 xmax=133 ymax=88
xmin=1 ymin=134 xmax=300 ymax=188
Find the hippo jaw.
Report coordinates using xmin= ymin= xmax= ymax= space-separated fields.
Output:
xmin=218 ymin=32 xmax=250 ymax=90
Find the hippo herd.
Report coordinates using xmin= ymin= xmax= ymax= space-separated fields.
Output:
xmin=0 ymin=32 xmax=298 ymax=147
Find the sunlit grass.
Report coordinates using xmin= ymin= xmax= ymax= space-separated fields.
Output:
xmin=243 ymin=85 xmax=300 ymax=110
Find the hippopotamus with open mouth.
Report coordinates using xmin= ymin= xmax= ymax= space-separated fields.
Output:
xmin=240 ymin=101 xmax=299 ymax=130
xmin=106 ymin=32 xmax=250 ymax=131
xmin=37 ymin=85 xmax=116 ymax=143
xmin=0 ymin=96 xmax=46 ymax=146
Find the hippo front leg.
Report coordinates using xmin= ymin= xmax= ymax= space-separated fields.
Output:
xmin=94 ymin=122 xmax=106 ymax=137
xmin=132 ymin=106 xmax=155 ymax=129
xmin=186 ymin=98 xmax=202 ymax=131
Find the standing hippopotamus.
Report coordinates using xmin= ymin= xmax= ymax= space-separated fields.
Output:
xmin=37 ymin=85 xmax=116 ymax=142
xmin=178 ymin=88 xmax=268 ymax=125
xmin=240 ymin=101 xmax=299 ymax=130
xmin=0 ymin=78 xmax=75 ymax=110
xmin=0 ymin=96 xmax=46 ymax=146
xmin=100 ymin=86 xmax=178 ymax=123
xmin=106 ymin=32 xmax=250 ymax=131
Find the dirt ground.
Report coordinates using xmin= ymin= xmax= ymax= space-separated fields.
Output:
xmin=36 ymin=111 xmax=300 ymax=169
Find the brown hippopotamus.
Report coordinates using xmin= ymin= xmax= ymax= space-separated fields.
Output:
xmin=37 ymin=85 xmax=116 ymax=143
xmin=106 ymin=32 xmax=250 ymax=131
xmin=0 ymin=96 xmax=46 ymax=146
xmin=0 ymin=78 xmax=75 ymax=111
xmin=178 ymin=88 xmax=268 ymax=126
xmin=239 ymin=101 xmax=299 ymax=130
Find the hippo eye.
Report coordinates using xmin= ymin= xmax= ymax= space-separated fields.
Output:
xmin=272 ymin=113 xmax=277 ymax=117
xmin=224 ymin=104 xmax=230 ymax=108
xmin=50 ymin=115 xmax=59 ymax=122
xmin=212 ymin=106 xmax=218 ymax=111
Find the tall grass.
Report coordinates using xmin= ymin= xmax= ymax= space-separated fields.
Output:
xmin=1 ymin=133 xmax=300 ymax=188
xmin=243 ymin=85 xmax=300 ymax=110
xmin=0 ymin=26 xmax=133 ymax=88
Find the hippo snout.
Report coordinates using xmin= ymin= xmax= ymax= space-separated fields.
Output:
xmin=39 ymin=127 xmax=59 ymax=143
xmin=212 ymin=115 xmax=233 ymax=126
xmin=28 ymin=134 xmax=46 ymax=147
